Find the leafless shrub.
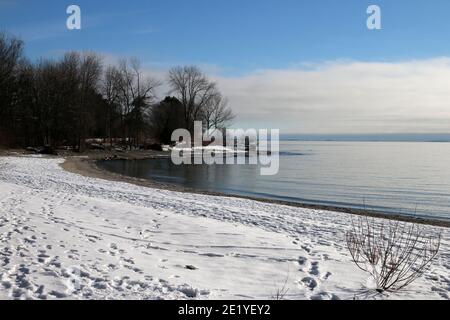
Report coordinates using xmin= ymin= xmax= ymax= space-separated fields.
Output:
xmin=272 ymin=281 xmax=289 ymax=300
xmin=271 ymin=271 xmax=290 ymax=300
xmin=346 ymin=217 xmax=441 ymax=293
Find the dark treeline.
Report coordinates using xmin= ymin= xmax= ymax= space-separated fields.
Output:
xmin=0 ymin=33 xmax=235 ymax=151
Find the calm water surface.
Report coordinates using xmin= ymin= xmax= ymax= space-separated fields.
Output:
xmin=98 ymin=142 xmax=450 ymax=221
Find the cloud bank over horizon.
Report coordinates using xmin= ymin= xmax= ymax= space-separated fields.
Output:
xmin=207 ymin=57 xmax=450 ymax=134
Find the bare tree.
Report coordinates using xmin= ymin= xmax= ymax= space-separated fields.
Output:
xmin=116 ymin=58 xmax=160 ymax=148
xmin=77 ymin=52 xmax=103 ymax=151
xmin=0 ymin=33 xmax=23 ymax=88
xmin=168 ymin=66 xmax=217 ymax=133
xmin=0 ymin=33 xmax=23 ymax=145
xmin=102 ymin=65 xmax=122 ymax=146
xmin=203 ymin=93 xmax=235 ymax=131
xmin=346 ymin=217 xmax=441 ymax=293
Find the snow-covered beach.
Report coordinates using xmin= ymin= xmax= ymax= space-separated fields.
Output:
xmin=0 ymin=155 xmax=449 ymax=300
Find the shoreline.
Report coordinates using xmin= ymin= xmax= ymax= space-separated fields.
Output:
xmin=59 ymin=152 xmax=450 ymax=229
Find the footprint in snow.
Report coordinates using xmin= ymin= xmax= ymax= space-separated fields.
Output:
xmin=298 ymin=256 xmax=307 ymax=266
xmin=309 ymin=261 xmax=320 ymax=276
xmin=300 ymin=277 xmax=317 ymax=290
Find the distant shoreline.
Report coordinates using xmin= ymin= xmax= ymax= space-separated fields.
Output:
xmin=280 ymin=133 xmax=450 ymax=143
xmin=57 ymin=151 xmax=450 ymax=229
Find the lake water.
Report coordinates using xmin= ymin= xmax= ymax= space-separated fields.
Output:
xmin=98 ymin=141 xmax=450 ymax=222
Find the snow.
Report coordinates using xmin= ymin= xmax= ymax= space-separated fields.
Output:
xmin=170 ymin=144 xmax=238 ymax=154
xmin=0 ymin=156 xmax=449 ymax=300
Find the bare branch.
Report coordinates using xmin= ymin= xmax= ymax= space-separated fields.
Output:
xmin=346 ymin=217 xmax=441 ymax=293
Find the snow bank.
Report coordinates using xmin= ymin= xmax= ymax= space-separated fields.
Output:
xmin=0 ymin=156 xmax=448 ymax=300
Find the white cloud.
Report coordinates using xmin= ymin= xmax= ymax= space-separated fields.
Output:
xmin=210 ymin=58 xmax=450 ymax=134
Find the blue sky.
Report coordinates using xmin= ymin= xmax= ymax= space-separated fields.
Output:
xmin=1 ymin=0 xmax=450 ymax=72
xmin=1 ymin=0 xmax=450 ymax=133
